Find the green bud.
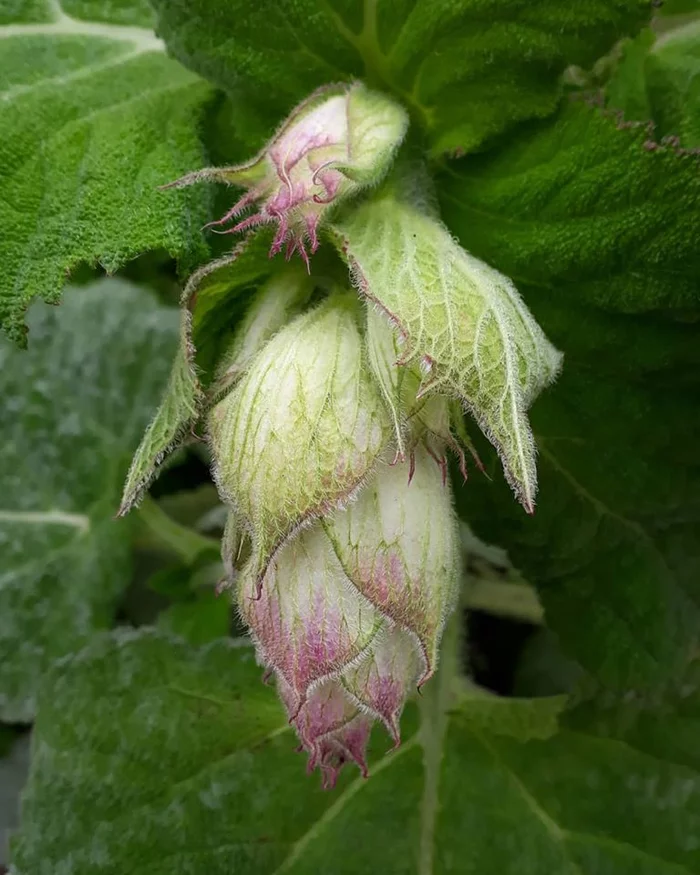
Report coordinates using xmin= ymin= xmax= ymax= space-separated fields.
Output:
xmin=209 ymin=295 xmax=390 ymax=584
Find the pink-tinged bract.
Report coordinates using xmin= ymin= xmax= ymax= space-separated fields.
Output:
xmin=164 ymin=83 xmax=408 ymax=267
xmin=237 ymin=525 xmax=382 ymax=713
xmin=325 ymin=447 xmax=460 ymax=685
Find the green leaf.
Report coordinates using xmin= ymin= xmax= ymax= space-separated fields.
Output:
xmin=438 ymin=100 xmax=700 ymax=690
xmin=0 ymin=280 xmax=178 ymax=722
xmin=11 ymin=628 xmax=700 ymax=874
xmin=608 ymin=22 xmax=700 ymax=147
xmin=118 ymin=318 xmax=203 ymax=515
xmin=0 ymin=0 xmax=212 ymax=345
xmin=150 ymin=0 xmax=650 ymax=157
xmin=439 ymin=99 xmax=700 ymax=313
xmin=568 ymin=660 xmax=700 ymax=773
xmin=157 ymin=591 xmax=231 ymax=646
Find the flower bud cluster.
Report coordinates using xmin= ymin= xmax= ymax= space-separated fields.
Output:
xmin=211 ymin=289 xmax=460 ymax=786
xmin=125 ymin=84 xmax=562 ymax=786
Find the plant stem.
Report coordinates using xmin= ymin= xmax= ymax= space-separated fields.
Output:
xmin=136 ymin=495 xmax=219 ymax=565
xmin=418 ymin=609 xmax=460 ymax=875
xmin=463 ymin=579 xmax=544 ymax=624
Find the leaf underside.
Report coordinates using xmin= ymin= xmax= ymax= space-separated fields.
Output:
xmin=0 ymin=281 xmax=178 ymax=721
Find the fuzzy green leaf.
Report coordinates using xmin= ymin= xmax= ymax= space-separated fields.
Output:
xmin=118 ymin=236 xmax=276 ymax=514
xmin=118 ymin=312 xmax=202 ymax=515
xmin=0 ymin=0 xmax=212 ymax=345
xmin=439 ymin=99 xmax=700 ymax=313
xmin=11 ymin=629 xmax=700 ymax=874
xmin=150 ymin=0 xmax=650 ymax=157
xmin=0 ymin=281 xmax=178 ymax=722
xmin=605 ymin=29 xmax=656 ymax=122
xmin=439 ymin=100 xmax=700 ymax=690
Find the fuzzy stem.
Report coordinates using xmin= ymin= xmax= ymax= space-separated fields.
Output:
xmin=418 ymin=608 xmax=460 ymax=874
xmin=464 ymin=579 xmax=544 ymax=625
xmin=136 ymin=495 xmax=219 ymax=565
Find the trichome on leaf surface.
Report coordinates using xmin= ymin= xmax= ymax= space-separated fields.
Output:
xmin=1 ymin=1 xmax=700 ymax=873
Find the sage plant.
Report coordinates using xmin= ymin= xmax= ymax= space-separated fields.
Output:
xmin=121 ymin=82 xmax=562 ymax=786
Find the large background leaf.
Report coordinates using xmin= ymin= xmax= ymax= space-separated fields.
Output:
xmin=10 ymin=629 xmax=700 ymax=874
xmin=151 ymin=0 xmax=649 ymax=158
xmin=1 ymin=731 xmax=29 ymax=867
xmin=0 ymin=280 xmax=178 ymax=722
xmin=0 ymin=0 xmax=212 ymax=344
xmin=438 ymin=99 xmax=700 ymax=690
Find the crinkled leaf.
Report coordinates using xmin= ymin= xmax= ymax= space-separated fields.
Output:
xmin=439 ymin=100 xmax=700 ymax=690
xmin=0 ymin=281 xmax=178 ymax=722
xmin=150 ymin=0 xmax=650 ymax=157
xmin=0 ymin=0 xmax=212 ymax=345
xmin=10 ymin=629 xmax=700 ymax=874
xmin=438 ymin=99 xmax=700 ymax=313
xmin=331 ymin=172 xmax=562 ymax=511
xmin=605 ymin=29 xmax=656 ymax=122
xmin=608 ymin=22 xmax=700 ymax=147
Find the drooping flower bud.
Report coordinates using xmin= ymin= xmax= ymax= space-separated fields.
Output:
xmin=164 ymin=84 xmax=408 ymax=267
xmin=313 ymin=716 xmax=372 ymax=791
xmin=237 ymin=524 xmax=382 ymax=712
xmin=277 ymin=677 xmax=371 ymax=789
xmin=208 ymin=295 xmax=389 ymax=587
xmin=324 ymin=446 xmax=460 ymax=685
xmin=243 ymin=521 xmax=423 ymax=785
